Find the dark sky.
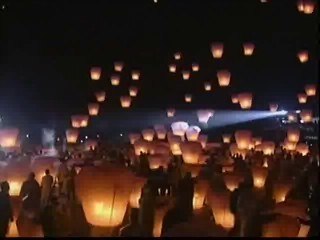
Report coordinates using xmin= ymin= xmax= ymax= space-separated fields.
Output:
xmin=0 ymin=0 xmax=318 ymax=137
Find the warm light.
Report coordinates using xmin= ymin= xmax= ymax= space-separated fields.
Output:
xmin=287 ymin=128 xmax=300 ymax=143
xmin=168 ymin=135 xmax=182 ymax=155
xmin=154 ymin=125 xmax=167 ymax=140
xmin=296 ymin=143 xmax=309 ymax=156
xmin=238 ymin=92 xmax=253 ymax=109
xmin=185 ymin=94 xmax=192 ymax=103
xmin=95 ymin=91 xmax=106 ymax=102
xmin=197 ymin=110 xmax=214 ymax=124
xmin=252 ymin=137 xmax=262 ymax=146
xmin=217 ymin=70 xmax=231 ymax=87
xmin=283 ymin=139 xmax=297 ymax=151
xmin=231 ymin=95 xmax=239 ymax=104
xmin=174 ymin=52 xmax=182 ymax=60
xmin=222 ymin=134 xmax=232 ymax=144
xmin=167 ymin=108 xmax=175 ymax=117
xmin=269 ymin=103 xmax=278 ymax=112
xmin=120 ymin=96 xmax=132 ymax=108
xmin=114 ymin=62 xmax=124 ymax=72
xmin=142 ymin=129 xmax=155 ymax=142
xmin=198 ymin=134 xmax=208 ymax=149
xmin=210 ymin=42 xmax=224 ymax=59
xmin=88 ymin=103 xmax=99 ymax=116
xmin=128 ymin=133 xmax=141 ymax=145
xmin=288 ymin=113 xmax=297 ymax=122
xmin=66 ymin=128 xmax=79 ymax=143
xmin=304 ymin=84 xmax=317 ymax=96
xmin=84 ymin=139 xmax=98 ymax=151
xmin=148 ymin=154 xmax=170 ymax=170
xmin=297 ymin=93 xmax=307 ymax=104
xmin=153 ymin=204 xmax=172 ymax=237
xmin=129 ymin=86 xmax=139 ymax=97
xmin=261 ymin=141 xmax=275 ymax=155
xmin=192 ymin=63 xmax=200 ymax=72
xmin=252 ymin=166 xmax=268 ymax=188
xmin=71 ymin=115 xmax=89 ymax=128
xmin=273 ymin=182 xmax=293 ymax=203
xmin=223 ymin=173 xmax=243 ymax=192
xmin=30 ymin=156 xmax=60 ymax=183
xmin=243 ymin=42 xmax=255 ymax=56
xmin=204 ymin=82 xmax=212 ymax=91
xmin=180 ymin=142 xmax=203 ymax=164
xmin=193 ymin=180 xmax=209 ymax=210
xmin=303 ymin=0 xmax=315 ymax=14
xmin=111 ymin=74 xmax=120 ymax=86
xmin=0 ymin=128 xmax=19 ymax=148
xmin=168 ymin=64 xmax=177 ymax=73
xmin=129 ymin=177 xmax=146 ymax=208
xmin=300 ymin=109 xmax=312 ymax=123
xmin=297 ymin=0 xmax=304 ymax=12
xmin=235 ymin=130 xmax=252 ymax=150
xmin=186 ymin=126 xmax=201 ymax=142
xmin=297 ymin=50 xmax=309 ymax=63
xmin=131 ymin=70 xmax=140 ymax=80
xmin=133 ymin=139 xmax=150 ymax=155
xmin=182 ymin=70 xmax=190 ymax=80
xmin=171 ymin=121 xmax=189 ymax=137
xmin=90 ymin=67 xmax=101 ymax=80
xmin=8 ymin=181 xmax=22 ymax=196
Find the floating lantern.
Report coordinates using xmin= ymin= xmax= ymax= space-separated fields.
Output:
xmin=142 ymin=129 xmax=155 ymax=142
xmin=185 ymin=94 xmax=192 ymax=103
xmin=269 ymin=103 xmax=278 ymax=112
xmin=88 ymin=103 xmax=99 ymax=116
xmin=128 ymin=133 xmax=141 ymax=145
xmin=262 ymin=215 xmax=300 ymax=237
xmin=303 ymin=0 xmax=315 ymax=14
xmin=183 ymin=164 xmax=203 ymax=178
xmin=235 ymin=130 xmax=252 ymax=150
xmin=71 ymin=115 xmax=89 ymax=128
xmin=149 ymin=142 xmax=170 ymax=156
xmin=283 ymin=139 xmax=297 ymax=151
xmin=114 ymin=62 xmax=124 ymax=72
xmin=186 ymin=126 xmax=201 ymax=142
xmin=133 ymin=139 xmax=150 ymax=156
xmin=180 ymin=142 xmax=203 ymax=164
xmin=273 ymin=181 xmax=293 ymax=203
xmin=288 ymin=113 xmax=297 ymax=122
xmin=252 ymin=166 xmax=268 ymax=188
xmin=296 ymin=143 xmax=309 ymax=156
xmin=182 ymin=70 xmax=190 ymax=80
xmin=229 ymin=143 xmax=247 ymax=159
xmin=0 ymin=128 xmax=19 ymax=148
xmin=95 ymin=91 xmax=106 ymax=102
xmin=30 ymin=156 xmax=60 ymax=183
xmin=154 ymin=125 xmax=167 ymax=140
xmin=204 ymin=82 xmax=212 ymax=91
xmin=148 ymin=154 xmax=170 ymax=170
xmin=174 ymin=52 xmax=182 ymax=60
xmin=287 ymin=128 xmax=300 ymax=143
xmin=131 ymin=70 xmax=140 ymax=80
xmin=193 ymin=180 xmax=209 ymax=210
xmin=168 ymin=135 xmax=182 ymax=155
xmin=210 ymin=42 xmax=224 ymax=59
xmin=297 ymin=0 xmax=304 ymax=12
xmin=129 ymin=86 xmax=138 ymax=97
xmin=297 ymin=51 xmax=309 ymax=63
xmin=252 ymin=137 xmax=262 ymax=146
xmin=66 ymin=128 xmax=79 ymax=143
xmin=192 ymin=63 xmax=200 ymax=72
xmin=223 ymin=173 xmax=244 ymax=192
xmin=197 ymin=110 xmax=214 ymax=124
xmin=300 ymin=109 xmax=312 ymax=123
xmin=129 ymin=177 xmax=146 ymax=209
xmin=243 ymin=42 xmax=255 ymax=56
xmin=217 ymin=70 xmax=231 ymax=87
xmin=231 ymin=95 xmax=239 ymax=104
xmin=111 ymin=74 xmax=120 ymax=86
xmin=222 ymin=134 xmax=232 ymax=144
xmin=238 ymin=92 xmax=253 ymax=109
xmin=297 ymin=93 xmax=307 ymax=104
xmin=198 ymin=134 xmax=208 ymax=149
xmin=261 ymin=141 xmax=275 ymax=155
xmin=305 ymin=84 xmax=317 ymax=96
xmin=90 ymin=67 xmax=101 ymax=80
xmin=168 ymin=64 xmax=177 ymax=73
xmin=75 ymin=165 xmax=134 ymax=227
xmin=120 ymin=96 xmax=132 ymax=108
xmin=171 ymin=121 xmax=189 ymax=138
xmin=167 ymin=108 xmax=175 ymax=117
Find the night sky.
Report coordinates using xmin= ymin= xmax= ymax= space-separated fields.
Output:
xmin=0 ymin=0 xmax=318 ymax=138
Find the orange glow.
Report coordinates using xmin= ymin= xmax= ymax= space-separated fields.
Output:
xmin=303 ymin=0 xmax=315 ymax=14
xmin=128 ymin=133 xmax=141 ymax=145
xmin=231 ymin=95 xmax=239 ymax=104
xmin=288 ymin=113 xmax=297 ymax=122
xmin=111 ymin=74 xmax=120 ymax=86
xmin=235 ymin=130 xmax=252 ymax=150
xmin=198 ymin=134 xmax=208 ymax=149
xmin=238 ymin=92 xmax=253 ymax=109
xmin=243 ymin=42 xmax=255 ymax=56
xmin=296 ymin=143 xmax=309 ymax=156
xmin=148 ymin=154 xmax=170 ymax=170
xmin=120 ymin=96 xmax=132 ymax=108
xmin=174 ymin=52 xmax=182 ymax=60
xmin=167 ymin=108 xmax=175 ymax=117
xmin=185 ymin=94 xmax=192 ymax=103
xmin=222 ymin=134 xmax=232 ymax=144
xmin=186 ymin=126 xmax=201 ymax=142
xmin=168 ymin=64 xmax=177 ymax=73
xmin=129 ymin=177 xmax=146 ymax=208
xmin=287 ymin=128 xmax=300 ymax=143
xmin=304 ymin=84 xmax=317 ymax=96
xmin=300 ymin=110 xmax=313 ymax=123
xmin=193 ymin=180 xmax=209 ymax=209
xmin=66 ymin=128 xmax=79 ymax=143
xmin=261 ymin=141 xmax=275 ymax=155
xmin=297 ymin=51 xmax=309 ymax=63
xmin=192 ymin=63 xmax=200 ymax=72
xmin=71 ymin=115 xmax=89 ymax=128
xmin=211 ymin=42 xmax=224 ymax=59
xmin=154 ymin=125 xmax=167 ymax=140
xmin=95 ymin=91 xmax=106 ymax=102
xmin=180 ymin=142 xmax=203 ymax=164
xmin=114 ymin=62 xmax=124 ymax=72
xmin=141 ymin=129 xmax=155 ymax=142
xmin=88 ymin=103 xmax=99 ymax=116
xmin=204 ymin=82 xmax=212 ymax=91
xmin=133 ymin=139 xmax=149 ymax=155
xmin=297 ymin=93 xmax=307 ymax=104
xmin=90 ymin=67 xmax=101 ymax=80
xmin=168 ymin=135 xmax=182 ymax=155
xmin=223 ymin=173 xmax=243 ymax=192
xmin=131 ymin=70 xmax=140 ymax=80
xmin=273 ymin=182 xmax=293 ymax=203
xmin=129 ymin=86 xmax=139 ymax=97
xmin=182 ymin=70 xmax=190 ymax=80
xmin=0 ymin=128 xmax=19 ymax=148
xmin=217 ymin=70 xmax=231 ymax=87
xmin=252 ymin=166 xmax=268 ymax=188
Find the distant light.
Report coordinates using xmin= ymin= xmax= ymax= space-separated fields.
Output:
xmin=1 ymin=5 xmax=5 ymax=10
xmin=96 ymin=134 xmax=100 ymax=138
xmin=85 ymin=136 xmax=88 ymax=139
xmin=26 ymin=134 xmax=29 ymax=138
xmin=120 ymin=133 xmax=123 ymax=137
xmin=57 ymin=137 xmax=60 ymax=142
xmin=153 ymin=0 xmax=158 ymax=3
xmin=80 ymin=140 xmax=84 ymax=143
xmin=279 ymin=110 xmax=288 ymax=115
xmin=300 ymin=120 xmax=304 ymax=123
xmin=296 ymin=110 xmax=301 ymax=114
xmin=281 ymin=120 xmax=285 ymax=123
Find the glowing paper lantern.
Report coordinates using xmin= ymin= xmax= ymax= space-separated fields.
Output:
xmin=111 ymin=74 xmax=120 ymax=86
xmin=120 ymin=96 xmax=132 ymax=108
xmin=193 ymin=180 xmax=209 ymax=210
xmin=251 ymin=166 xmax=268 ymax=188
xmin=262 ymin=215 xmax=300 ymax=237
xmin=75 ymin=165 xmax=134 ymax=227
xmin=30 ymin=156 xmax=60 ymax=183
xmin=171 ymin=121 xmax=189 ymax=137
xmin=269 ymin=103 xmax=278 ymax=112
xmin=287 ymin=128 xmax=300 ymax=143
xmin=297 ymin=0 xmax=304 ymax=12
xmin=296 ymin=143 xmax=309 ymax=156
xmin=90 ymin=67 xmax=101 ymax=80
xmin=204 ymin=82 xmax=212 ymax=91
xmin=174 ymin=52 xmax=182 ymax=60
xmin=222 ymin=134 xmax=232 ymax=144
xmin=114 ymin=62 xmax=124 ymax=72
xmin=252 ymin=137 xmax=262 ymax=146
xmin=6 ymin=161 xmax=31 ymax=196
xmin=186 ymin=126 xmax=201 ymax=142
xmin=71 ymin=115 xmax=89 ymax=128
xmin=154 ymin=125 xmax=167 ymax=140
xmin=167 ymin=108 xmax=175 ymax=117
xmin=95 ymin=91 xmax=106 ymax=102
xmin=182 ymin=70 xmax=190 ymax=80
xmin=223 ymin=173 xmax=244 ymax=192
xmin=238 ymin=92 xmax=253 ymax=109
xmin=210 ymin=42 xmax=224 ymax=59
xmin=180 ymin=142 xmax=203 ymax=164
xmin=88 ymin=103 xmax=99 ymax=116
xmin=142 ymin=129 xmax=155 ymax=142
xmin=229 ymin=144 xmax=247 ymax=159
xmin=66 ymin=128 xmax=79 ymax=144
xmin=303 ymin=0 xmax=315 ymax=14
xmin=198 ymin=134 xmax=208 ymax=149
xmin=304 ymin=84 xmax=317 ymax=96
xmin=297 ymin=51 xmax=309 ymax=63
xmin=197 ymin=110 xmax=214 ymax=124
xmin=131 ymin=70 xmax=140 ymax=80
xmin=7 ymin=221 xmax=19 ymax=237
xmin=297 ymin=93 xmax=307 ymax=104
xmin=300 ymin=110 xmax=312 ymax=123
xmin=148 ymin=154 xmax=170 ymax=170
xmin=231 ymin=95 xmax=239 ymax=104
xmin=261 ymin=141 xmax=275 ymax=155
xmin=185 ymin=94 xmax=192 ymax=103
xmin=283 ymin=139 xmax=297 ymax=151
xmin=235 ymin=130 xmax=252 ymax=150
xmin=0 ymin=128 xmax=19 ymax=148
xmin=128 ymin=133 xmax=141 ymax=145
xmin=149 ymin=142 xmax=170 ymax=156
xmin=217 ymin=70 xmax=231 ymax=87
xmin=273 ymin=181 xmax=293 ymax=203
xmin=129 ymin=86 xmax=138 ymax=97
xmin=168 ymin=64 xmax=177 ymax=73
xmin=129 ymin=176 xmax=146 ymax=208
xmin=168 ymin=135 xmax=182 ymax=155
xmin=153 ymin=204 xmax=172 ymax=237
xmin=288 ymin=113 xmax=297 ymax=122
xmin=243 ymin=42 xmax=255 ymax=56
xmin=192 ymin=63 xmax=200 ymax=72
xmin=133 ymin=139 xmax=150 ymax=156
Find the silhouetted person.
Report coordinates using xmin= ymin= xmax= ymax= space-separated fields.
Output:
xmin=41 ymin=169 xmax=54 ymax=209
xmin=139 ymin=153 xmax=150 ymax=176
xmin=41 ymin=197 xmax=58 ymax=237
xmin=177 ymin=172 xmax=194 ymax=220
xmin=57 ymin=159 xmax=69 ymax=194
xmin=0 ymin=181 xmax=13 ymax=237
xmin=119 ymin=208 xmax=142 ymax=237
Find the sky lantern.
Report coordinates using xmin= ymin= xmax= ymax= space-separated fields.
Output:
xmin=251 ymin=166 xmax=268 ymax=189
xmin=191 ymin=63 xmax=200 ymax=72
xmin=142 ymin=129 xmax=155 ymax=142
xmin=149 ymin=142 xmax=171 ymax=156
xmin=207 ymin=190 xmax=234 ymax=229
xmin=273 ymin=181 xmax=293 ymax=203
xmin=303 ymin=0 xmax=315 ymax=14
xmin=217 ymin=70 xmax=231 ymax=87
xmin=133 ymin=139 xmax=150 ymax=156
xmin=223 ymin=173 xmax=244 ymax=192
xmin=95 ymin=91 xmax=106 ymax=102
xmin=296 ymin=143 xmax=309 ymax=156
xmin=297 ymin=0 xmax=304 ymax=12
xmin=231 ymin=95 xmax=239 ymax=104
xmin=6 ymin=161 xmax=31 ymax=196
xmin=90 ymin=67 xmax=101 ymax=80
xmin=287 ymin=128 xmax=300 ymax=143
xmin=168 ymin=64 xmax=177 ymax=73
xmin=129 ymin=86 xmax=139 ymax=97
xmin=222 ymin=134 xmax=232 ymax=144
xmin=287 ymin=113 xmax=297 ymax=122
xmin=283 ymin=139 xmax=297 ymax=151
xmin=88 ymin=103 xmax=100 ymax=116
xmin=184 ymin=94 xmax=192 ymax=103
xmin=297 ymin=50 xmax=309 ymax=63
xmin=0 ymin=128 xmax=19 ymax=148
xmin=243 ymin=42 xmax=255 ymax=56
xmin=186 ymin=126 xmax=201 ymax=142
xmin=180 ymin=142 xmax=203 ymax=164
xmin=269 ymin=103 xmax=278 ymax=112
xmin=131 ymin=70 xmax=140 ymax=80
xmin=304 ymin=84 xmax=317 ymax=96
xmin=197 ymin=109 xmax=214 ymax=124
xmin=262 ymin=215 xmax=301 ymax=237
xmin=235 ymin=130 xmax=252 ymax=150
xmin=171 ymin=121 xmax=189 ymax=138
xmin=154 ymin=125 xmax=167 ymax=140
xmin=252 ymin=137 xmax=262 ymax=146
xmin=129 ymin=176 xmax=146 ymax=209
xmin=297 ymin=93 xmax=307 ymax=103
xmin=71 ymin=115 xmax=89 ymax=128
xmin=193 ymin=180 xmax=209 ymax=210
xmin=260 ymin=141 xmax=275 ymax=155
xmin=114 ymin=61 xmax=124 ymax=72
xmin=183 ymin=164 xmax=203 ymax=178
xmin=66 ymin=128 xmax=79 ymax=143
xmin=174 ymin=52 xmax=182 ymax=60
xmin=120 ymin=96 xmax=132 ymax=108
xmin=111 ymin=74 xmax=120 ymax=86
xmin=210 ymin=42 xmax=224 ymax=59
xmin=167 ymin=108 xmax=175 ymax=117
xmin=300 ymin=109 xmax=313 ymax=123
xmin=75 ymin=165 xmax=134 ymax=228
xmin=182 ymin=70 xmax=190 ymax=80
xmin=238 ymin=92 xmax=253 ymax=109
xmin=168 ymin=135 xmax=182 ymax=155
xmin=198 ymin=134 xmax=208 ymax=149
xmin=30 ymin=156 xmax=60 ymax=183
xmin=204 ymin=82 xmax=212 ymax=91
xmin=128 ymin=133 xmax=141 ymax=145
xmin=148 ymin=154 xmax=170 ymax=170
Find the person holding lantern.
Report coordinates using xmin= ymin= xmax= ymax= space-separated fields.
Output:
xmin=0 ymin=181 xmax=14 ymax=237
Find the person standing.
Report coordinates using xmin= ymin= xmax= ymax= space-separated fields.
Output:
xmin=40 ymin=169 xmax=54 ymax=209
xmin=0 ymin=181 xmax=14 ymax=237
